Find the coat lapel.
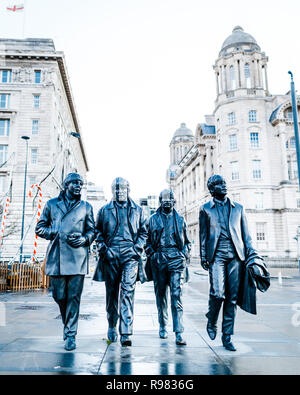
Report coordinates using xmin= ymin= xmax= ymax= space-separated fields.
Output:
xmin=107 ymin=200 xmax=117 ymax=221
xmin=57 ymin=199 xmax=67 ymax=215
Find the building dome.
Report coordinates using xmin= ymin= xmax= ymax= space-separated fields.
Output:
xmin=172 ymin=122 xmax=193 ymax=139
xmin=219 ymin=26 xmax=260 ymax=56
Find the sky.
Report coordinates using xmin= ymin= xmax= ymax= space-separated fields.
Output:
xmin=0 ymin=0 xmax=300 ymax=200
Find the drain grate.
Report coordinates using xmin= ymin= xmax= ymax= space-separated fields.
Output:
xmin=15 ymin=305 xmax=44 ymax=310
xmin=55 ymin=313 xmax=98 ymax=320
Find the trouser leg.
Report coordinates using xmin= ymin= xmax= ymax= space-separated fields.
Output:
xmin=169 ymin=271 xmax=184 ymax=333
xmin=63 ymin=275 xmax=85 ymax=339
xmin=119 ymin=259 xmax=138 ymax=335
xmin=50 ymin=276 xmax=67 ymax=329
xmin=222 ymin=257 xmax=242 ymax=335
xmin=206 ymin=259 xmax=226 ymax=325
xmin=151 ymin=264 xmax=169 ymax=329
xmin=104 ymin=259 xmax=121 ymax=329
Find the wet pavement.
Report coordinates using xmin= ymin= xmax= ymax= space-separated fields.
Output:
xmin=0 ymin=257 xmax=300 ymax=375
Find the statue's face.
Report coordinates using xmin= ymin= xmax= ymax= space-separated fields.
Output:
xmin=66 ymin=178 xmax=83 ymax=198
xmin=211 ymin=177 xmax=227 ymax=199
xmin=112 ymin=180 xmax=129 ymax=202
xmin=160 ymin=190 xmax=175 ymax=213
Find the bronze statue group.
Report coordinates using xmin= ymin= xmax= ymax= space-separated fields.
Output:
xmin=36 ymin=173 xmax=270 ymax=352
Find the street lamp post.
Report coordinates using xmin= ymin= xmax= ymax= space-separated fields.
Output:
xmin=288 ymin=71 xmax=300 ymax=190
xmin=20 ymin=135 xmax=30 ymax=263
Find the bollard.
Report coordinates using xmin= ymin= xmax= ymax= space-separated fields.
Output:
xmin=278 ymin=270 xmax=283 ymax=285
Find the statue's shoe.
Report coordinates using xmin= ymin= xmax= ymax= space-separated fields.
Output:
xmin=107 ymin=327 xmax=118 ymax=342
xmin=64 ymin=336 xmax=76 ymax=351
xmin=221 ymin=334 xmax=236 ymax=351
xmin=206 ymin=321 xmax=217 ymax=340
xmin=159 ymin=327 xmax=168 ymax=339
xmin=175 ymin=333 xmax=187 ymax=346
xmin=120 ymin=335 xmax=132 ymax=346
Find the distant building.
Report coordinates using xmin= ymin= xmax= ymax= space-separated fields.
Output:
xmin=86 ymin=181 xmax=107 ymax=215
xmin=167 ymin=26 xmax=300 ymax=259
xmin=0 ymin=38 xmax=89 ymax=260
xmin=139 ymin=195 xmax=159 ymax=219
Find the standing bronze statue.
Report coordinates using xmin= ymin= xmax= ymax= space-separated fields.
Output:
xmin=145 ymin=189 xmax=191 ymax=345
xmin=36 ymin=173 xmax=95 ymax=351
xmin=93 ymin=177 xmax=148 ymax=346
xmin=199 ymin=175 xmax=258 ymax=351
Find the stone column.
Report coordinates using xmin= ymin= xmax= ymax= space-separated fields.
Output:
xmin=239 ymin=59 xmax=245 ymax=88
xmin=205 ymin=145 xmax=212 ymax=181
xmin=279 ymin=123 xmax=290 ymax=182
xmin=215 ymin=69 xmax=220 ymax=96
xmin=223 ymin=65 xmax=228 ymax=92
xmin=199 ymin=154 xmax=205 ymax=194
xmin=235 ymin=59 xmax=241 ymax=88
xmin=263 ymin=64 xmax=269 ymax=93
xmin=254 ymin=58 xmax=259 ymax=88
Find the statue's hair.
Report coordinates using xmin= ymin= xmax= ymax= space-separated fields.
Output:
xmin=159 ymin=189 xmax=175 ymax=202
xmin=63 ymin=173 xmax=84 ymax=189
xmin=111 ymin=177 xmax=130 ymax=192
xmin=207 ymin=174 xmax=225 ymax=193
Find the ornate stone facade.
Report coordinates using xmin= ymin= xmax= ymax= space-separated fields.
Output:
xmin=0 ymin=38 xmax=88 ymax=260
xmin=168 ymin=27 xmax=300 ymax=259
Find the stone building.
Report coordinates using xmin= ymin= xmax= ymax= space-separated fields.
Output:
xmin=0 ymin=38 xmax=89 ymax=260
xmin=167 ymin=26 xmax=300 ymax=259
xmin=139 ymin=195 xmax=159 ymax=219
xmin=86 ymin=182 xmax=107 ymax=216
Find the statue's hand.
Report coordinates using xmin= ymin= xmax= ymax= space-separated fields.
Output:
xmin=67 ymin=233 xmax=87 ymax=248
xmin=201 ymin=261 xmax=210 ymax=271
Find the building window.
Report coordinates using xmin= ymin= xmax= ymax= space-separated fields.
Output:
xmin=29 ymin=175 xmax=36 ymax=187
xmin=0 ymin=145 xmax=8 ymax=165
xmin=245 ymin=63 xmax=251 ymax=88
xmin=230 ymin=65 xmax=236 ymax=90
xmin=252 ymin=160 xmax=262 ymax=179
xmin=32 ymin=120 xmax=39 ymax=135
xmin=228 ymin=112 xmax=236 ymax=125
xmin=31 ymin=148 xmax=38 ymax=164
xmin=33 ymin=95 xmax=40 ymax=108
xmin=285 ymin=109 xmax=293 ymax=121
xmin=34 ymin=70 xmax=41 ymax=84
xmin=249 ymin=110 xmax=257 ymax=122
xmin=0 ymin=70 xmax=12 ymax=83
xmin=0 ymin=94 xmax=10 ymax=108
xmin=289 ymin=160 xmax=298 ymax=180
xmin=290 ymin=137 xmax=296 ymax=149
xmin=0 ymin=175 xmax=7 ymax=193
xmin=250 ymin=132 xmax=260 ymax=148
xmin=230 ymin=161 xmax=239 ymax=181
xmin=255 ymin=192 xmax=264 ymax=209
xmin=256 ymin=222 xmax=266 ymax=241
xmin=229 ymin=134 xmax=238 ymax=151
xmin=0 ymin=119 xmax=10 ymax=136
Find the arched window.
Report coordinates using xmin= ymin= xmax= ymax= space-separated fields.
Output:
xmin=230 ymin=66 xmax=236 ymax=90
xmin=290 ymin=137 xmax=296 ymax=148
xmin=245 ymin=63 xmax=251 ymax=88
xmin=250 ymin=131 xmax=260 ymax=148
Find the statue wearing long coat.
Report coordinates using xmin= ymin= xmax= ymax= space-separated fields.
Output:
xmin=36 ymin=191 xmax=95 ymax=275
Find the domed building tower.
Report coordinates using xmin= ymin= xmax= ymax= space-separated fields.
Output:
xmin=167 ymin=123 xmax=194 ymax=187
xmin=166 ymin=26 xmax=300 ymax=260
xmin=213 ymin=26 xmax=300 ymax=258
xmin=170 ymin=122 xmax=194 ymax=165
xmin=214 ymin=26 xmax=269 ymax=102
